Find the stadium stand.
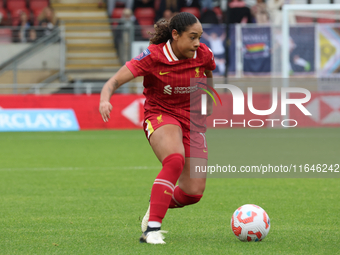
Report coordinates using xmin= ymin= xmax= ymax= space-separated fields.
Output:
xmin=134 ymin=7 xmax=156 ymax=39
xmin=134 ymin=7 xmax=155 ymax=25
xmin=6 ymin=0 xmax=27 ymax=12
xmin=30 ymin=0 xmax=49 ymax=19
xmin=111 ymin=6 xmax=124 ymax=25
xmin=180 ymin=7 xmax=201 ymax=19
xmin=0 ymin=6 xmax=8 ymax=23
xmin=0 ymin=28 xmax=11 ymax=43
xmin=10 ymin=8 xmax=30 ymax=26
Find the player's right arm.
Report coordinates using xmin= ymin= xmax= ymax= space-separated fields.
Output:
xmin=99 ymin=65 xmax=134 ymax=122
xmin=100 ymin=46 xmax=156 ymax=122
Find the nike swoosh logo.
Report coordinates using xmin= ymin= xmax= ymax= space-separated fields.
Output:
xmin=164 ymin=190 xmax=172 ymax=196
xmin=159 ymin=71 xmax=171 ymax=75
xmin=203 ymin=149 xmax=208 ymax=153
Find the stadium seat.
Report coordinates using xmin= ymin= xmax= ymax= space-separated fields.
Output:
xmin=296 ymin=16 xmax=314 ymax=23
xmin=134 ymin=7 xmax=155 ymax=25
xmin=317 ymin=18 xmax=336 ymax=23
xmin=6 ymin=0 xmax=27 ymax=12
xmin=180 ymin=7 xmax=201 ymax=19
xmin=111 ymin=7 xmax=124 ymax=19
xmin=111 ymin=7 xmax=124 ymax=26
xmin=0 ymin=28 xmax=12 ymax=43
xmin=0 ymin=7 xmax=7 ymax=20
xmin=317 ymin=11 xmax=336 ymax=23
xmin=29 ymin=0 xmax=49 ymax=13
xmin=0 ymin=0 xmax=3 ymax=8
xmin=213 ymin=6 xmax=222 ymax=19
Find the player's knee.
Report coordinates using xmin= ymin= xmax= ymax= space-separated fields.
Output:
xmin=184 ymin=181 xmax=206 ymax=196
xmin=187 ymin=186 xmax=205 ymax=196
xmin=185 ymin=193 xmax=203 ymax=205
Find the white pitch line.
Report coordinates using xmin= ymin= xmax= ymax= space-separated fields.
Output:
xmin=0 ymin=166 xmax=160 ymax=171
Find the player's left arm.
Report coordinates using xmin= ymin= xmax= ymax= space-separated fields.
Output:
xmin=204 ymin=70 xmax=213 ymax=116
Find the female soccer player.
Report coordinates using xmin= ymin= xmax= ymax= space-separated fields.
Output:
xmin=99 ymin=12 xmax=216 ymax=244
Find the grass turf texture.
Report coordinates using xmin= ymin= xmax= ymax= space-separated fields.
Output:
xmin=0 ymin=128 xmax=339 ymax=254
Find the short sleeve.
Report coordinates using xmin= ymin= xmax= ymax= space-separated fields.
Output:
xmin=125 ymin=46 xmax=156 ymax=77
xmin=203 ymin=45 xmax=216 ymax=71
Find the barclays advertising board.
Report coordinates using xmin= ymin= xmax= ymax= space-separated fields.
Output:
xmin=0 ymin=109 xmax=80 ymax=132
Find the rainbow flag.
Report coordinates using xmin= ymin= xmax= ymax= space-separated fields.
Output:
xmin=246 ymin=43 xmax=265 ymax=53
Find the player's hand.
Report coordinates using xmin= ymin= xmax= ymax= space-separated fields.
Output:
xmin=99 ymin=101 xmax=113 ymax=122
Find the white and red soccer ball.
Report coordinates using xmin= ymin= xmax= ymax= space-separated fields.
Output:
xmin=231 ymin=204 xmax=270 ymax=242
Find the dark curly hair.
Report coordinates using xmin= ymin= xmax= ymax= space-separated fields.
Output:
xmin=149 ymin=12 xmax=198 ymax=45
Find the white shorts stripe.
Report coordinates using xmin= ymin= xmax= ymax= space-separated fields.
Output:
xmin=199 ymin=132 xmax=207 ymax=148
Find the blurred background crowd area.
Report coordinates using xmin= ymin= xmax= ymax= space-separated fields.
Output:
xmin=0 ymin=0 xmax=339 ymax=43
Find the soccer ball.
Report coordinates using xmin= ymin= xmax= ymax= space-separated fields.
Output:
xmin=230 ymin=204 xmax=270 ymax=242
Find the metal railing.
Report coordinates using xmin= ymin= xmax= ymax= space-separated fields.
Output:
xmin=1 ymin=19 xmax=340 ymax=95
xmin=0 ymin=26 xmax=66 ymax=93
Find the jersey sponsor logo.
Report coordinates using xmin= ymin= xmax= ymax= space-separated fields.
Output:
xmin=134 ymin=48 xmax=151 ymax=61
xmin=163 ymin=85 xmax=199 ymax=95
xmin=174 ymin=85 xmax=198 ymax=94
xmin=157 ymin=114 xmax=163 ymax=124
xmin=159 ymin=71 xmax=171 ymax=75
xmin=163 ymin=85 xmax=172 ymax=95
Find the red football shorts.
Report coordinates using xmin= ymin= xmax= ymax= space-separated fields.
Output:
xmin=143 ymin=113 xmax=208 ymax=159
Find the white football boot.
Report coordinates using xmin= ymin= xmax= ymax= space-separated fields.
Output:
xmin=141 ymin=204 xmax=150 ymax=233
xmin=139 ymin=230 xmax=168 ymax=244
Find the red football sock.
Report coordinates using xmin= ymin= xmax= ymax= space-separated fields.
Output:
xmin=149 ymin=153 xmax=184 ymax=224
xmin=169 ymin=185 xmax=203 ymax=208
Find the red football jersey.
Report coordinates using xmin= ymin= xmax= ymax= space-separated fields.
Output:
xmin=126 ymin=40 xmax=216 ymax=132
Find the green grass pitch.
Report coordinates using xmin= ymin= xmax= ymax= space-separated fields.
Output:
xmin=0 ymin=128 xmax=339 ymax=254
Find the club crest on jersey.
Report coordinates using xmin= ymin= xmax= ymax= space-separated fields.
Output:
xmin=157 ymin=114 xmax=163 ymax=124
xmin=134 ymin=49 xmax=151 ymax=61
xmin=195 ymin=67 xmax=200 ymax=77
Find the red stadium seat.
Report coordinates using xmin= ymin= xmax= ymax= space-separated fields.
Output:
xmin=29 ymin=0 xmax=49 ymax=12
xmin=213 ymin=6 xmax=223 ymax=21
xmin=138 ymin=17 xmax=154 ymax=26
xmin=111 ymin=7 xmax=124 ymax=26
xmin=6 ymin=0 xmax=27 ymax=12
xmin=317 ymin=18 xmax=336 ymax=24
xmin=111 ymin=7 xmax=124 ymax=19
xmin=0 ymin=7 xmax=7 ymax=20
xmin=10 ymin=8 xmax=30 ymax=26
xmin=296 ymin=16 xmax=314 ymax=23
xmin=180 ymin=7 xmax=201 ymax=19
xmin=32 ymin=7 xmax=44 ymax=17
xmin=317 ymin=11 xmax=336 ymax=24
xmin=134 ymin=7 xmax=155 ymax=22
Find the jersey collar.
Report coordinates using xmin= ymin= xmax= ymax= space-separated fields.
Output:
xmin=163 ymin=40 xmax=197 ymax=62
